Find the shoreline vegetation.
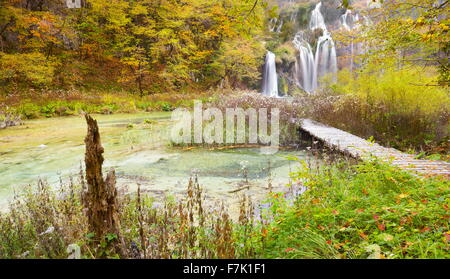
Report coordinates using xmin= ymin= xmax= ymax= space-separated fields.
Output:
xmin=0 ymin=114 xmax=447 ymax=259
xmin=2 ymin=88 xmax=448 ymax=159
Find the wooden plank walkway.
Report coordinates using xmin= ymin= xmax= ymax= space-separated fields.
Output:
xmin=299 ymin=119 xmax=450 ymax=178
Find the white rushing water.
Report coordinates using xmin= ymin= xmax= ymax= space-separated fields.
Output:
xmin=293 ymin=2 xmax=337 ymax=93
xmin=309 ymin=2 xmax=328 ymax=31
xmin=293 ymin=32 xmax=315 ymax=93
xmin=340 ymin=9 xmax=359 ymax=31
xmin=340 ymin=9 xmax=371 ymax=72
xmin=265 ymin=1 xmax=367 ymax=95
xmin=314 ymin=32 xmax=337 ymax=88
xmin=262 ymin=51 xmax=279 ymax=98
xmin=340 ymin=9 xmax=357 ymax=71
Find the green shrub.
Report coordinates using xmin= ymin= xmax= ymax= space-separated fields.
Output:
xmin=40 ymin=103 xmax=57 ymax=118
xmin=157 ymin=102 xmax=173 ymax=112
xmin=18 ymin=103 xmax=40 ymax=119
xmin=255 ymin=159 xmax=450 ymax=259
xmin=311 ymin=67 xmax=450 ymax=152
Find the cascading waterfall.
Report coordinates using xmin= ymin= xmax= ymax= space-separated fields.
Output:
xmin=263 ymin=2 xmax=370 ymax=95
xmin=269 ymin=18 xmax=276 ymax=32
xmin=340 ymin=9 xmax=359 ymax=31
xmin=276 ymin=19 xmax=284 ymax=33
xmin=340 ymin=9 xmax=357 ymax=71
xmin=293 ymin=2 xmax=337 ymax=93
xmin=262 ymin=51 xmax=279 ymax=98
xmin=314 ymin=32 xmax=337 ymax=88
xmin=309 ymin=2 xmax=327 ymax=31
xmin=290 ymin=10 xmax=299 ymax=23
xmin=269 ymin=18 xmax=284 ymax=33
xmin=340 ymin=9 xmax=370 ymax=72
xmin=293 ymin=32 xmax=315 ymax=93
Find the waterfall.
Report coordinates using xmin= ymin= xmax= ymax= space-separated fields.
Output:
xmin=340 ymin=9 xmax=352 ymax=31
xmin=314 ymin=33 xmax=337 ymax=88
xmin=262 ymin=51 xmax=279 ymax=98
xmin=340 ymin=10 xmax=357 ymax=71
xmin=293 ymin=32 xmax=315 ymax=93
xmin=309 ymin=2 xmax=327 ymax=31
xmin=269 ymin=18 xmax=284 ymax=33
xmin=340 ymin=9 xmax=368 ymax=72
xmin=292 ymin=2 xmax=337 ymax=93
xmin=340 ymin=9 xmax=363 ymax=31
xmin=276 ymin=19 xmax=284 ymax=33
xmin=290 ymin=10 xmax=299 ymax=23
xmin=269 ymin=18 xmax=276 ymax=32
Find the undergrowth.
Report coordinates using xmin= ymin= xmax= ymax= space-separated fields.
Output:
xmin=258 ymin=158 xmax=449 ymax=259
xmin=0 ymin=158 xmax=447 ymax=259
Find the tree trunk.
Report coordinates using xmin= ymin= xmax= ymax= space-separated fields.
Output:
xmin=83 ymin=114 xmax=126 ymax=257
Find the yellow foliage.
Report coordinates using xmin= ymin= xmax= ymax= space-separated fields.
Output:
xmin=336 ymin=67 xmax=449 ymax=116
xmin=0 ymin=52 xmax=58 ymax=86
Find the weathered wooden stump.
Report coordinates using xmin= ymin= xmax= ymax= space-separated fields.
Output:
xmin=83 ymin=114 xmax=126 ymax=257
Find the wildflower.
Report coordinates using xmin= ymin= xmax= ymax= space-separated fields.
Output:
xmin=359 ymin=232 xmax=368 ymax=240
xmin=261 ymin=229 xmax=268 ymax=237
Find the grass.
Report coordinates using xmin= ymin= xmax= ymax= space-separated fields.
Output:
xmin=0 ymin=174 xmax=257 ymax=259
xmin=308 ymin=67 xmax=450 ymax=154
xmin=201 ymin=92 xmax=305 ymax=146
xmin=256 ymin=158 xmax=450 ymax=259
xmin=0 ymin=89 xmax=212 ymax=120
xmin=0 ymin=157 xmax=447 ymax=259
xmin=3 ymin=83 xmax=447 ymax=158
xmin=1 ymin=85 xmax=448 ymax=259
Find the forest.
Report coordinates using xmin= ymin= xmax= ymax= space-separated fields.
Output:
xmin=0 ymin=0 xmax=448 ymax=260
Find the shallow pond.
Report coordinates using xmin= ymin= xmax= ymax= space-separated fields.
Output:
xmin=0 ymin=113 xmax=313 ymax=215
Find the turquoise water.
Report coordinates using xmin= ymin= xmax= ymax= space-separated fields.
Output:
xmin=0 ymin=113 xmax=310 ymax=212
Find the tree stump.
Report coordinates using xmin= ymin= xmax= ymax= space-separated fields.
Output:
xmin=83 ymin=114 xmax=126 ymax=257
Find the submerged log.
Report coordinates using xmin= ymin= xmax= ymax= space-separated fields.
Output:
xmin=83 ymin=114 xmax=125 ymax=257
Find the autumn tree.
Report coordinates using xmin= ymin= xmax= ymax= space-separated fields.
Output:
xmin=0 ymin=0 xmax=267 ymax=93
xmin=358 ymin=0 xmax=449 ymax=85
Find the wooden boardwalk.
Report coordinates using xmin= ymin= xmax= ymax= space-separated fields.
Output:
xmin=299 ymin=119 xmax=450 ymax=178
